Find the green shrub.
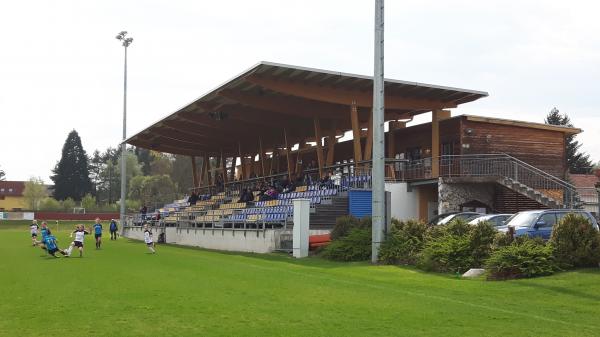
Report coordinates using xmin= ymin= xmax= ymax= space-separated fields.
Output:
xmin=330 ymin=216 xmax=361 ymax=241
xmin=549 ymin=213 xmax=600 ymax=268
xmin=469 ymin=221 xmax=497 ymax=267
xmin=321 ymin=228 xmax=372 ymax=261
xmin=492 ymin=231 xmax=514 ymax=248
xmin=379 ymin=219 xmax=427 ymax=265
xmin=485 ymin=237 xmax=557 ymax=280
xmin=418 ymin=234 xmax=474 ymax=273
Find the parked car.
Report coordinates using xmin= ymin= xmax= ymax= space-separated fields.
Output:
xmin=427 ymin=212 xmax=458 ymax=226
xmin=468 ymin=214 xmax=512 ymax=227
xmin=497 ymin=209 xmax=599 ymax=240
xmin=431 ymin=212 xmax=484 ymax=226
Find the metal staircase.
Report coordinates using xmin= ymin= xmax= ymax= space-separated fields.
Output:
xmin=439 ymin=154 xmax=581 ymax=209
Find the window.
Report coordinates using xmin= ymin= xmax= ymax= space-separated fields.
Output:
xmin=538 ymin=213 xmax=556 ymax=228
xmin=8 ymin=188 xmax=12 ymax=192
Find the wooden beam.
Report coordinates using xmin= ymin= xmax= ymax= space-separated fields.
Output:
xmin=259 ymin=137 xmax=266 ymax=177
xmin=326 ymin=120 xmax=337 ymax=166
xmin=284 ymin=129 xmax=293 ymax=180
xmin=313 ymin=117 xmax=325 ymax=178
xmin=238 ymin=142 xmax=246 ymax=180
xmin=350 ymin=101 xmax=363 ymax=163
xmin=246 ymin=74 xmax=457 ymax=110
xmin=364 ymin=110 xmax=374 ymax=161
xmin=431 ymin=110 xmax=441 ymax=178
xmin=220 ymin=150 xmax=227 ymax=184
xmin=200 ymin=154 xmax=208 ymax=186
xmin=191 ymin=156 xmax=199 ymax=188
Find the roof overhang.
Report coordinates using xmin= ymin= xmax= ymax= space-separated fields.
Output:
xmin=464 ymin=115 xmax=582 ymax=134
xmin=126 ymin=61 xmax=489 ymax=156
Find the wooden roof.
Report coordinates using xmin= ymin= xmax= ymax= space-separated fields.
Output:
xmin=126 ymin=61 xmax=488 ymax=156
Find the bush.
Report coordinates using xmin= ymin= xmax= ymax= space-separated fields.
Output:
xmin=418 ymin=233 xmax=474 ymax=273
xmin=39 ymin=197 xmax=61 ymax=211
xmin=379 ymin=219 xmax=428 ymax=265
xmin=549 ymin=213 xmax=600 ymax=268
xmin=330 ymin=216 xmax=360 ymax=241
xmin=485 ymin=237 xmax=557 ymax=280
xmin=469 ymin=221 xmax=497 ymax=267
xmin=321 ymin=228 xmax=372 ymax=261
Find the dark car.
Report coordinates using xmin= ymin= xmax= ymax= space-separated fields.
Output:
xmin=498 ymin=209 xmax=599 ymax=240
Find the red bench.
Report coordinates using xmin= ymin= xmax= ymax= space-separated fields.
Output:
xmin=309 ymin=233 xmax=331 ymax=250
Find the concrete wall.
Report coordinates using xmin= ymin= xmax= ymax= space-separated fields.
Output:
xmin=123 ymin=226 xmax=332 ymax=254
xmin=385 ymin=182 xmax=419 ymax=221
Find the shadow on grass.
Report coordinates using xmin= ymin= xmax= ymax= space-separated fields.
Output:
xmin=121 ymin=237 xmax=370 ymax=269
xmin=510 ymin=268 xmax=600 ymax=301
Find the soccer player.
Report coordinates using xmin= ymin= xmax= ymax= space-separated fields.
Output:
xmin=30 ymin=220 xmax=39 ymax=246
xmin=143 ymin=224 xmax=156 ymax=254
xmin=44 ymin=234 xmax=67 ymax=258
xmin=37 ymin=222 xmax=52 ymax=252
xmin=109 ymin=219 xmax=118 ymax=240
xmin=65 ymin=225 xmax=89 ymax=258
xmin=93 ymin=218 xmax=103 ymax=249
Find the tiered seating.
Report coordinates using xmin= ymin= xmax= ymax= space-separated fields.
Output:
xmin=219 ymin=202 xmax=247 ymax=210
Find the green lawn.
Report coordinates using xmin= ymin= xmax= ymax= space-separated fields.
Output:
xmin=0 ymin=222 xmax=599 ymax=336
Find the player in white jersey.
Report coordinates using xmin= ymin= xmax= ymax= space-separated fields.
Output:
xmin=30 ymin=220 xmax=39 ymax=246
xmin=143 ymin=224 xmax=156 ymax=254
xmin=65 ymin=224 xmax=90 ymax=257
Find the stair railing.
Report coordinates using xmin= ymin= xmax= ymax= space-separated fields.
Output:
xmin=439 ymin=154 xmax=578 ymax=208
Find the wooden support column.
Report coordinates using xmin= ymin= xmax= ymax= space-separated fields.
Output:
xmin=313 ymin=117 xmax=325 ymax=178
xmin=431 ymin=110 xmax=441 ymax=178
xmin=259 ymin=137 xmax=266 ymax=177
xmin=326 ymin=121 xmax=337 ymax=166
xmin=284 ymin=129 xmax=293 ymax=180
xmin=191 ymin=156 xmax=199 ymax=188
xmin=238 ymin=142 xmax=246 ymax=180
xmin=220 ymin=150 xmax=227 ymax=183
xmin=350 ymin=100 xmax=363 ymax=163
xmin=364 ymin=111 xmax=374 ymax=161
xmin=200 ymin=154 xmax=208 ymax=186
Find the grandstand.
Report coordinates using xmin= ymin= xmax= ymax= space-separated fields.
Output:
xmin=122 ymin=61 xmax=580 ymax=253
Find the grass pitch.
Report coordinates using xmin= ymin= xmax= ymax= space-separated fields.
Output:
xmin=1 ymin=221 xmax=599 ymax=336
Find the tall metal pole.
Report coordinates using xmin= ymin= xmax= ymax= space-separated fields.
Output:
xmin=371 ymin=0 xmax=385 ymax=263
xmin=120 ymin=44 xmax=127 ymax=227
xmin=116 ymin=31 xmax=133 ymax=228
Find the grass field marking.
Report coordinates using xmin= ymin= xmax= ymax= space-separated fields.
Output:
xmin=211 ymin=254 xmax=600 ymax=333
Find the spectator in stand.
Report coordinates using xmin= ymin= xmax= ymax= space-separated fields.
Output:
xmin=215 ymin=174 xmax=224 ymax=192
xmin=260 ymin=186 xmax=279 ymax=201
xmin=140 ymin=205 xmax=148 ymax=220
xmin=284 ymin=175 xmax=297 ymax=193
xmin=320 ymin=171 xmax=334 ymax=189
xmin=188 ymin=191 xmax=199 ymax=205
xmin=238 ymin=188 xmax=254 ymax=203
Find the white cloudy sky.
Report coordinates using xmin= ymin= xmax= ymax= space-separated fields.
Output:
xmin=1 ymin=0 xmax=598 ymax=183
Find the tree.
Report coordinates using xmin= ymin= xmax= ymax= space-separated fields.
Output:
xmin=150 ymin=153 xmax=173 ymax=176
xmin=81 ymin=193 xmax=97 ymax=211
xmin=172 ymin=155 xmax=194 ymax=194
xmin=127 ymin=175 xmax=177 ymax=207
xmin=0 ymin=166 xmax=5 ymax=181
xmin=545 ymin=108 xmax=593 ymax=174
xmin=51 ymin=130 xmax=93 ymax=201
xmin=88 ymin=150 xmax=103 ymax=196
xmin=23 ymin=177 xmax=48 ymax=210
xmin=134 ymin=147 xmax=154 ymax=176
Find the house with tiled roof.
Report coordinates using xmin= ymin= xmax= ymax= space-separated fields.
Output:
xmin=570 ymin=169 xmax=600 ymax=216
xmin=0 ymin=181 xmax=26 ymax=211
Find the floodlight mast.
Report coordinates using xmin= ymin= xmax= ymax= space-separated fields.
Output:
xmin=116 ymin=31 xmax=133 ymax=229
xmin=372 ymin=0 xmax=385 ymax=263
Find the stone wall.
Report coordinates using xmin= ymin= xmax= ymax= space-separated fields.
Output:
xmin=438 ymin=178 xmax=495 ymax=214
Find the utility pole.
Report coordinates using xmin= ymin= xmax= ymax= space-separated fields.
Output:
xmin=371 ymin=0 xmax=385 ymax=263
xmin=116 ymin=31 xmax=133 ymax=227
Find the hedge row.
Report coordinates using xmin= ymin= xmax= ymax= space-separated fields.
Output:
xmin=321 ymin=214 xmax=600 ymax=280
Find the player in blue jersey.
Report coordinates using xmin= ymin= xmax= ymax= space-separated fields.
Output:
xmin=37 ymin=222 xmax=52 ymax=252
xmin=44 ymin=234 xmax=67 ymax=258
xmin=93 ymin=218 xmax=103 ymax=249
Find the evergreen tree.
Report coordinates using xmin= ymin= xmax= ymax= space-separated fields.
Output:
xmin=134 ymin=147 xmax=154 ymax=175
xmin=0 ymin=166 xmax=5 ymax=181
xmin=545 ymin=108 xmax=593 ymax=174
xmin=51 ymin=130 xmax=93 ymax=201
